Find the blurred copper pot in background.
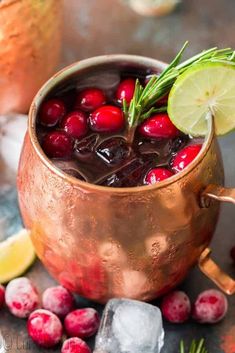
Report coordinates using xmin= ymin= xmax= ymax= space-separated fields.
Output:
xmin=18 ymin=56 xmax=235 ymax=303
xmin=0 ymin=0 xmax=62 ymax=114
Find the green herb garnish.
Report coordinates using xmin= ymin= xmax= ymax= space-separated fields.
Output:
xmin=180 ymin=339 xmax=208 ymax=353
xmin=124 ymin=41 xmax=235 ymax=143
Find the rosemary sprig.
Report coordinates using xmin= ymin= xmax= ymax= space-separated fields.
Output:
xmin=124 ymin=42 xmax=235 ymax=129
xmin=180 ymin=339 xmax=208 ymax=353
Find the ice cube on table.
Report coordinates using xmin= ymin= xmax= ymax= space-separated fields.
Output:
xmin=94 ymin=298 xmax=164 ymax=353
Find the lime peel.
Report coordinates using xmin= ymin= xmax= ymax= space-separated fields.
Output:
xmin=0 ymin=229 xmax=36 ymax=283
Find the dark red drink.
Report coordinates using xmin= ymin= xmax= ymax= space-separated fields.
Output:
xmin=37 ymin=69 xmax=202 ymax=187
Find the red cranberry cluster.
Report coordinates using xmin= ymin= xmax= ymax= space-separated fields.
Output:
xmin=0 ymin=278 xmax=99 ymax=351
xmin=0 ymin=280 xmax=229 ymax=351
xmin=39 ymin=86 xmax=125 ymax=160
xmin=160 ymin=289 xmax=228 ymax=324
xmin=38 ymin=76 xmax=202 ymax=187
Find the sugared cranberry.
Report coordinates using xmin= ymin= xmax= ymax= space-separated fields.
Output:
xmin=192 ymin=289 xmax=228 ymax=324
xmin=61 ymin=111 xmax=88 ymax=139
xmin=64 ymin=308 xmax=100 ymax=338
xmin=161 ymin=291 xmax=191 ymax=324
xmin=144 ymin=168 xmax=173 ymax=185
xmin=90 ymin=105 xmax=125 ymax=133
xmin=5 ymin=277 xmax=39 ymax=318
xmin=230 ymin=246 xmax=235 ymax=263
xmin=42 ymin=286 xmax=74 ymax=318
xmin=172 ymin=144 xmax=202 ymax=173
xmin=0 ymin=285 xmax=5 ymax=309
xmin=116 ymin=78 xmax=135 ymax=104
xmin=27 ymin=309 xmax=63 ymax=348
xmin=42 ymin=131 xmax=73 ymax=159
xmin=75 ymin=88 xmax=106 ymax=112
xmin=161 ymin=291 xmax=191 ymax=323
xmin=139 ymin=114 xmax=179 ymax=139
xmin=39 ymin=99 xmax=66 ymax=127
xmin=61 ymin=337 xmax=91 ymax=353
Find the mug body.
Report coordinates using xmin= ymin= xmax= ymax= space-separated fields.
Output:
xmin=17 ymin=55 xmax=224 ymax=303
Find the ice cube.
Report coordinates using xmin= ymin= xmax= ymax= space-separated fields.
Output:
xmin=76 ymin=70 xmax=120 ymax=94
xmin=74 ymin=134 xmax=99 ymax=160
xmin=99 ymin=156 xmax=154 ymax=187
xmin=0 ymin=331 xmax=6 ymax=353
xmin=94 ymin=298 xmax=164 ymax=353
xmin=96 ymin=137 xmax=130 ymax=166
xmin=53 ymin=160 xmax=87 ymax=181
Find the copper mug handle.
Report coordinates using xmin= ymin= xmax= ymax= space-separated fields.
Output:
xmin=199 ymin=185 xmax=235 ymax=295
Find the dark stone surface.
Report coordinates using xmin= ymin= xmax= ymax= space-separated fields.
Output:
xmin=1 ymin=0 xmax=235 ymax=352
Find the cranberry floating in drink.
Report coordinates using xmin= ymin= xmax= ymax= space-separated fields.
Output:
xmin=37 ymin=71 xmax=202 ymax=187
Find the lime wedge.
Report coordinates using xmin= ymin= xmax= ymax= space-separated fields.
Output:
xmin=167 ymin=61 xmax=235 ymax=136
xmin=0 ymin=229 xmax=36 ymax=283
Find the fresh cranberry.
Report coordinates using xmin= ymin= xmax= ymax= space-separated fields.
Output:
xmin=192 ymin=289 xmax=228 ymax=324
xmin=144 ymin=168 xmax=173 ymax=185
xmin=75 ymin=88 xmax=106 ymax=112
xmin=172 ymin=144 xmax=202 ymax=173
xmin=90 ymin=105 xmax=125 ymax=133
xmin=0 ymin=285 xmax=5 ymax=309
xmin=139 ymin=114 xmax=179 ymax=139
xmin=27 ymin=309 xmax=63 ymax=348
xmin=5 ymin=277 xmax=39 ymax=318
xmin=61 ymin=111 xmax=88 ymax=139
xmin=42 ymin=286 xmax=74 ymax=318
xmin=161 ymin=291 xmax=191 ymax=323
xmin=116 ymin=78 xmax=135 ymax=104
xmin=61 ymin=337 xmax=91 ymax=353
xmin=39 ymin=99 xmax=66 ymax=127
xmin=230 ymin=246 xmax=235 ymax=263
xmin=64 ymin=308 xmax=100 ymax=338
xmin=42 ymin=131 xmax=73 ymax=159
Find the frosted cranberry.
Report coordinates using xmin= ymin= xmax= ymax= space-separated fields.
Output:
xmin=27 ymin=309 xmax=63 ymax=348
xmin=42 ymin=131 xmax=73 ymax=159
xmin=116 ymin=78 xmax=135 ymax=104
xmin=230 ymin=246 xmax=235 ymax=263
xmin=145 ymin=168 xmax=173 ymax=185
xmin=76 ymin=88 xmax=106 ymax=112
xmin=61 ymin=111 xmax=88 ymax=139
xmin=161 ymin=291 xmax=191 ymax=323
xmin=5 ymin=277 xmax=39 ymax=318
xmin=139 ymin=114 xmax=179 ymax=139
xmin=42 ymin=285 xmax=74 ymax=317
xmin=64 ymin=308 xmax=100 ymax=338
xmin=0 ymin=285 xmax=5 ymax=309
xmin=172 ymin=144 xmax=202 ymax=173
xmin=61 ymin=337 xmax=91 ymax=353
xmin=90 ymin=105 xmax=125 ymax=133
xmin=192 ymin=289 xmax=228 ymax=324
xmin=39 ymin=99 xmax=66 ymax=127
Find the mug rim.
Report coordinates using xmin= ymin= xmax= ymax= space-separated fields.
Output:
xmin=28 ymin=54 xmax=214 ymax=194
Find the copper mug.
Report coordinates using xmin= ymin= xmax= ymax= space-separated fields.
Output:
xmin=17 ymin=55 xmax=235 ymax=303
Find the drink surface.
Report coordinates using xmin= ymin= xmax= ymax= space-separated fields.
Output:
xmin=36 ymin=68 xmax=202 ymax=187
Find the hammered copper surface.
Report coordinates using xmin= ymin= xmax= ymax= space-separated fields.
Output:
xmin=17 ymin=56 xmax=224 ymax=303
xmin=0 ymin=0 xmax=62 ymax=114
